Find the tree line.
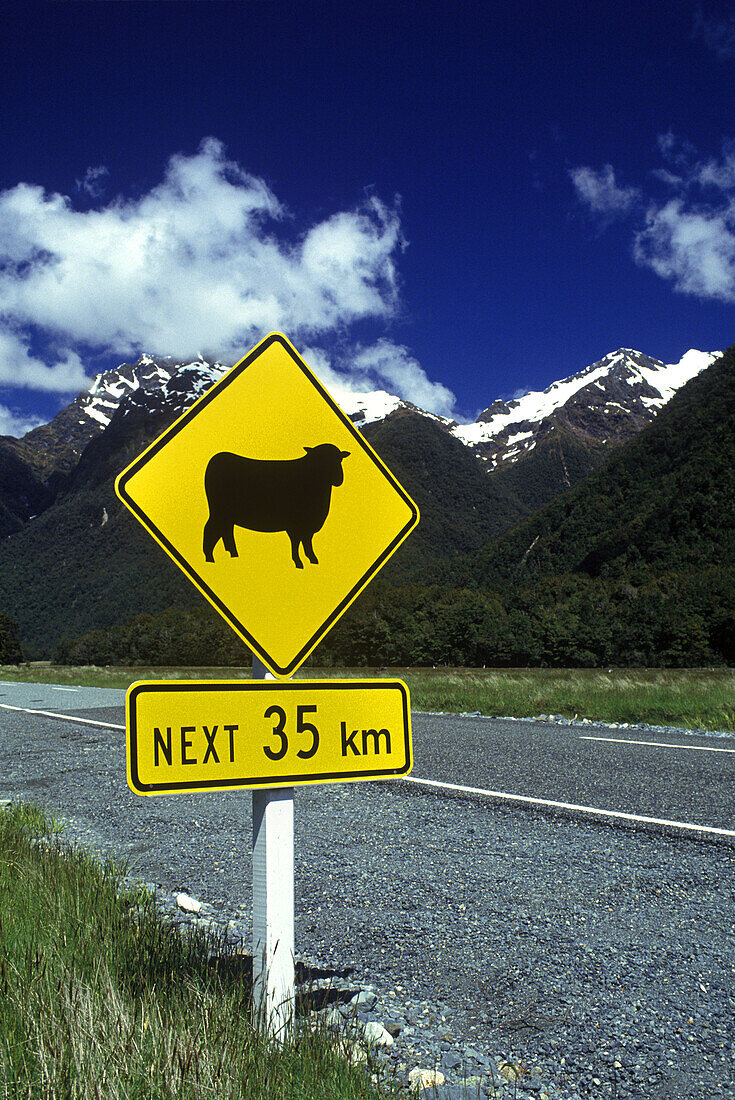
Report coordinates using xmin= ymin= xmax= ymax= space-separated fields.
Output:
xmin=0 ymin=614 xmax=22 ymax=663
xmin=50 ymin=565 xmax=735 ymax=669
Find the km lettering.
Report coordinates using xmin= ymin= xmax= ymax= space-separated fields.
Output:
xmin=340 ymin=724 xmax=391 ymax=757
xmin=153 ymin=724 xmax=238 ymax=767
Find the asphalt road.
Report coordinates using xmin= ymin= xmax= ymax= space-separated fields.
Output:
xmin=1 ymin=681 xmax=734 ymax=1099
xmin=411 ymin=712 xmax=735 ymax=833
xmin=1 ymin=679 xmax=732 ymax=833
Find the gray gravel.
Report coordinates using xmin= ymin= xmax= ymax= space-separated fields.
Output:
xmin=1 ymin=700 xmax=733 ymax=1099
xmin=447 ymin=710 xmax=735 ymax=742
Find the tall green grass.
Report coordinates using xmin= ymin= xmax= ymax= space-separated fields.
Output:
xmin=0 ymin=803 xmax=397 ymax=1099
xmin=396 ymin=667 xmax=735 ymax=731
xmin=2 ymin=663 xmax=733 ymax=730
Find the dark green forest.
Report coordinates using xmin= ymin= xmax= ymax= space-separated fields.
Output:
xmin=52 ymin=344 xmax=735 ymax=670
xmin=53 ymin=565 xmax=735 ymax=669
xmin=0 ymin=410 xmax=537 ymax=659
xmin=0 ymin=614 xmax=22 ymax=663
xmin=456 ymin=342 xmax=735 ymax=590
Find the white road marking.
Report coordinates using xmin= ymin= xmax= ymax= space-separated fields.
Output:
xmin=0 ymin=702 xmax=124 ymax=730
xmin=402 ymin=775 xmax=735 ymax=839
xmin=50 ymin=686 xmax=79 ymax=693
xmin=3 ymin=701 xmax=732 ymax=837
xmin=580 ymin=734 xmax=735 ymax=753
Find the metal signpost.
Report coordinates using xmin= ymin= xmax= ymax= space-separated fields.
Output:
xmin=116 ymin=332 xmax=419 ymax=1039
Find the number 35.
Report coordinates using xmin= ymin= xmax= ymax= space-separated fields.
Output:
xmin=263 ymin=704 xmax=319 ymax=761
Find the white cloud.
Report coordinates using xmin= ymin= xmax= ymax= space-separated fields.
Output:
xmin=569 ymin=164 xmax=641 ymax=216
xmin=303 ymin=339 xmax=457 ymax=418
xmin=571 ymin=137 xmax=735 ymax=303
xmin=657 ymin=131 xmax=735 ymax=191
xmin=0 ymin=138 xmax=409 ymax=401
xmin=633 ymin=198 xmax=735 ymax=301
xmin=0 ymin=403 xmax=45 ymax=438
xmin=350 ymin=340 xmax=456 ymax=417
xmin=0 ymin=329 xmax=88 ymax=392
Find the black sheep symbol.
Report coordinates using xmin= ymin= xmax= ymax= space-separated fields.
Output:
xmin=202 ymin=443 xmax=350 ymax=569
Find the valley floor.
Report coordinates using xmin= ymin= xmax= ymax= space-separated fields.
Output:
xmin=1 ymin=664 xmax=733 ymax=733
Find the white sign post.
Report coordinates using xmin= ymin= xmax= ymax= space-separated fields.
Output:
xmin=251 ymin=655 xmax=295 ymax=1039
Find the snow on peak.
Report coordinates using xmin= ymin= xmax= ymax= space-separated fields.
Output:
xmin=68 ymin=344 xmax=720 ymax=471
xmin=638 ymin=349 xmax=719 ymax=401
xmin=452 ymin=360 xmax=613 ymax=447
xmin=77 ymin=353 xmax=229 ymax=429
xmin=451 ymin=346 xmax=720 ymax=458
xmin=336 ymin=389 xmax=405 ymax=426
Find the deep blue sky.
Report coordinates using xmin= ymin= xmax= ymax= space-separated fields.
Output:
xmin=1 ymin=0 xmax=734 ymax=433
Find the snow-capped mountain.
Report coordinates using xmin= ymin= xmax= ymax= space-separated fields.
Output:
xmin=16 ymin=354 xmax=228 ymax=481
xmin=80 ymin=357 xmax=417 ymax=432
xmin=451 ymin=348 xmax=720 ymax=469
xmin=15 ymin=345 xmax=721 ymax=488
xmin=82 ymin=353 xmax=229 ymax=427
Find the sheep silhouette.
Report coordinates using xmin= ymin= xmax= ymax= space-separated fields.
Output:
xmin=202 ymin=443 xmax=350 ymax=569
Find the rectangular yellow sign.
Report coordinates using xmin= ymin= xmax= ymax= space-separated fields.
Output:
xmin=126 ymin=678 xmax=411 ymax=794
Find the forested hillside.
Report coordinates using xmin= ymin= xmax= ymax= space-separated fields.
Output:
xmin=0 ymin=408 xmax=532 ymax=658
xmin=4 ymin=345 xmax=734 ymax=667
xmin=480 ymin=427 xmax=608 ymax=519
xmin=460 ymin=342 xmax=735 ymax=588
xmin=52 ymin=347 xmax=735 ymax=670
xmin=359 ymin=412 xmax=529 ymax=582
xmin=0 ymin=443 xmax=53 ymax=538
xmin=323 ymin=344 xmax=735 ymax=667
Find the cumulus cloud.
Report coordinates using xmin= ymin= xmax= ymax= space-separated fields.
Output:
xmin=0 ymin=329 xmax=88 ymax=392
xmin=0 ymin=138 xmax=431 ymax=405
xmin=569 ymin=164 xmax=641 ymax=216
xmin=350 ymin=340 xmax=456 ymax=416
xmin=302 ymin=339 xmax=457 ymax=418
xmin=633 ymin=198 xmax=735 ymax=301
xmin=571 ymin=136 xmax=735 ymax=303
xmin=0 ymin=403 xmax=45 ymax=438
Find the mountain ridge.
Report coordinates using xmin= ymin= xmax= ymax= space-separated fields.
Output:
xmin=0 ymin=341 xmax=728 ymax=660
xmin=5 ymin=342 xmax=718 ymax=493
xmin=451 ymin=347 xmax=718 ymax=468
xmin=457 ymin=342 xmax=735 ymax=590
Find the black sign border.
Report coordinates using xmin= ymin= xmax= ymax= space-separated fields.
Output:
xmin=116 ymin=334 xmax=419 ymax=677
xmin=127 ymin=678 xmax=411 ymax=793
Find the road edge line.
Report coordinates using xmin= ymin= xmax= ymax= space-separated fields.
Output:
xmin=0 ymin=702 xmax=125 ymax=731
xmin=402 ymin=774 xmax=735 ymax=838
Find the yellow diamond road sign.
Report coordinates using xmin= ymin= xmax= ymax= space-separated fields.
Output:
xmin=115 ymin=333 xmax=419 ymax=677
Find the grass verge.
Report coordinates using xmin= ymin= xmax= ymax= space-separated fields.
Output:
xmin=0 ymin=802 xmax=398 ymax=1099
xmin=1 ymin=663 xmax=733 ymax=731
xmin=395 ymin=667 xmax=735 ymax=732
